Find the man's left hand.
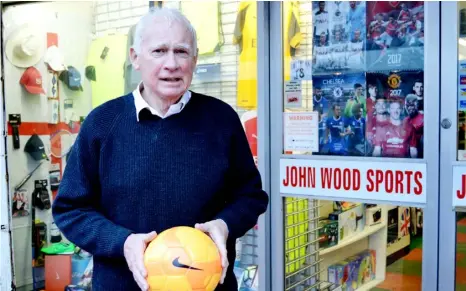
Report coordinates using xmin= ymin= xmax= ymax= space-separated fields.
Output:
xmin=195 ymin=219 xmax=229 ymax=284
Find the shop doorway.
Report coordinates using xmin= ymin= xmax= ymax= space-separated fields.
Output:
xmin=269 ymin=2 xmax=439 ymax=291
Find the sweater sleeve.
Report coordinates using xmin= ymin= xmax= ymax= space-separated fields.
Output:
xmin=215 ymin=111 xmax=269 ymax=240
xmin=52 ymin=113 xmax=133 ymax=258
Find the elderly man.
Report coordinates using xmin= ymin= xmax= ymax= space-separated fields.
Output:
xmin=52 ymin=7 xmax=269 ymax=291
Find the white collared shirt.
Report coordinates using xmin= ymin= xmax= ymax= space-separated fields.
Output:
xmin=133 ymin=82 xmax=191 ymax=121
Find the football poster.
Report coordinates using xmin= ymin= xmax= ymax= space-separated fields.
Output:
xmin=366 ymin=71 xmax=424 ymax=158
xmin=312 ymin=1 xmax=366 ymax=73
xmin=312 ymin=73 xmax=366 ymax=156
xmin=366 ymin=1 xmax=424 ymax=71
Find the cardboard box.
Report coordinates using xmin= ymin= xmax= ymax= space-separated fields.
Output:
xmin=318 ymin=219 xmax=338 ymax=249
xmin=45 ymin=255 xmax=72 ymax=291
xmin=328 ymin=204 xmax=366 ymax=242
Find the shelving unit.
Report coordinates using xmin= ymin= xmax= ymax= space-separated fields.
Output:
xmin=317 ymin=202 xmax=388 ymax=291
xmin=283 ymin=198 xmax=390 ymax=291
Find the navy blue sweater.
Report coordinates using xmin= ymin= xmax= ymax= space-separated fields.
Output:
xmin=52 ymin=92 xmax=269 ymax=291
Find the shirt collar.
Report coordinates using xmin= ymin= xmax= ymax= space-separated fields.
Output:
xmin=133 ymin=82 xmax=191 ymax=121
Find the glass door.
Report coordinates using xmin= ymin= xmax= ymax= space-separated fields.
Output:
xmin=439 ymin=2 xmax=466 ymax=291
xmin=270 ymin=2 xmax=439 ymax=290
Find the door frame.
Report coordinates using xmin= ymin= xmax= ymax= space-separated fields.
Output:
xmin=269 ymin=1 xmax=440 ymax=290
xmin=439 ymin=2 xmax=459 ymax=290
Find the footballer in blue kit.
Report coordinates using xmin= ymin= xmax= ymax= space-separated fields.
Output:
xmin=324 ymin=104 xmax=348 ymax=155
xmin=313 ymin=86 xmax=330 ymax=117
xmin=318 ymin=110 xmax=327 ymax=152
xmin=344 ymin=103 xmax=366 ymax=156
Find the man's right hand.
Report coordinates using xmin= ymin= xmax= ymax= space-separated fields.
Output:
xmin=124 ymin=231 xmax=157 ymax=291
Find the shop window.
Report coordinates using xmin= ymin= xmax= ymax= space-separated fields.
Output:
xmin=284 ymin=1 xmax=425 ymax=160
xmin=3 ymin=1 xmax=260 ymax=290
xmin=282 ymin=2 xmax=425 ymax=290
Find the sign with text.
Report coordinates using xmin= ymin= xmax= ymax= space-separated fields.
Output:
xmin=280 ymin=159 xmax=427 ymax=204
xmin=284 ymin=112 xmax=319 ymax=152
xmin=453 ymin=166 xmax=466 ymax=207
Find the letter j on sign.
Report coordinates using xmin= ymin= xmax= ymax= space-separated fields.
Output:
xmin=453 ymin=166 xmax=466 ymax=207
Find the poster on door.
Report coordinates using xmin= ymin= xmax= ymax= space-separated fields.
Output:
xmin=366 ymin=1 xmax=424 ymax=71
xmin=312 ymin=73 xmax=366 ymax=156
xmin=365 ymin=71 xmax=424 ymax=158
xmin=284 ymin=112 xmax=319 ymax=152
xmin=311 ymin=1 xmax=366 ymax=73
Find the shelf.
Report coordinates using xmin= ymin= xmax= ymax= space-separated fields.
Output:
xmin=356 ymin=279 xmax=384 ymax=291
xmin=320 ymin=223 xmax=386 ymax=256
xmin=387 ymin=234 xmax=410 ymax=256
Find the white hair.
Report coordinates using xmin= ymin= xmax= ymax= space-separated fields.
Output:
xmin=132 ymin=7 xmax=198 ymax=56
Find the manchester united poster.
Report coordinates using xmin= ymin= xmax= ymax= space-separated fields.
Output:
xmin=366 ymin=71 xmax=424 ymax=158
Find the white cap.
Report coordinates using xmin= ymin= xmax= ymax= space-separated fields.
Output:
xmin=5 ymin=24 xmax=44 ymax=68
xmin=44 ymin=45 xmax=66 ymax=72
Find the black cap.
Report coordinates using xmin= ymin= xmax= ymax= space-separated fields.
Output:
xmin=24 ymin=134 xmax=48 ymax=161
xmin=85 ymin=66 xmax=96 ymax=81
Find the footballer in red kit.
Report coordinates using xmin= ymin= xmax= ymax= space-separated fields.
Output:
xmin=404 ymin=94 xmax=424 ymax=158
xmin=373 ymin=100 xmax=417 ymax=158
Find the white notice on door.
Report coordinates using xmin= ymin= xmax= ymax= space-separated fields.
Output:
xmin=284 ymin=81 xmax=302 ymax=108
xmin=284 ymin=112 xmax=319 ymax=152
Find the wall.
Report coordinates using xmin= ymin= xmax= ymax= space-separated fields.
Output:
xmin=3 ymin=1 xmax=257 ymax=288
xmin=2 ymin=2 xmax=94 ymax=287
xmin=93 ymin=1 xmax=242 ymax=112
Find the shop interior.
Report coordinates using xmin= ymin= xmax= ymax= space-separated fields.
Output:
xmin=2 ymin=1 xmax=426 ymax=291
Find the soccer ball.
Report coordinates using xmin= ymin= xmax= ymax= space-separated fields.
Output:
xmin=144 ymin=226 xmax=222 ymax=291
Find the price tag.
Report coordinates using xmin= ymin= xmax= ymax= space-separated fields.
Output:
xmin=291 ymin=60 xmax=312 ymax=81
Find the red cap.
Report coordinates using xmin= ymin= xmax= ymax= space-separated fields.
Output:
xmin=20 ymin=67 xmax=45 ymax=95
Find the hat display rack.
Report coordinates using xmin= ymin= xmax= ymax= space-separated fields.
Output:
xmin=4 ymin=21 xmax=84 ymax=290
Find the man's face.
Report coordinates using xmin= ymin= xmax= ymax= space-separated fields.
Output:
xmin=131 ymin=19 xmax=197 ymax=101
xmin=355 ymin=108 xmax=362 ymax=119
xmin=389 ymin=102 xmax=401 ymax=120
xmin=320 ymin=33 xmax=327 ymax=44
xmin=354 ymin=30 xmax=361 ymax=41
xmin=355 ymin=87 xmax=363 ymax=97
xmin=375 ymin=99 xmax=386 ymax=114
xmin=413 ymin=82 xmax=423 ymax=97
xmin=315 ymin=88 xmax=322 ymax=97
xmin=319 ymin=2 xmax=325 ymax=11
xmin=335 ymin=31 xmax=341 ymax=41
xmin=334 ymin=105 xmax=341 ymax=117
xmin=350 ymin=1 xmax=356 ymax=9
xmin=368 ymin=86 xmax=377 ymax=97
xmin=406 ymin=98 xmax=419 ymax=116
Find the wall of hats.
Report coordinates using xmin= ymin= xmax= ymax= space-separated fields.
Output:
xmin=2 ymin=1 xmax=262 ymax=291
xmin=2 ymin=2 xmax=97 ymax=289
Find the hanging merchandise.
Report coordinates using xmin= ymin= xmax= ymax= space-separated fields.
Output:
xmin=47 ymin=70 xmax=59 ymax=99
xmin=180 ymin=1 xmax=224 ymax=55
xmin=85 ymin=65 xmax=96 ymax=81
xmin=8 ymin=114 xmax=21 ymax=150
xmin=24 ymin=134 xmax=49 ymax=161
xmin=44 ymin=45 xmax=67 ymax=72
xmin=59 ymin=66 xmax=84 ymax=91
xmin=32 ymin=180 xmax=51 ymax=211
xmin=12 ymin=189 xmax=30 ymax=217
xmin=20 ymin=66 xmax=46 ymax=95
xmin=123 ymin=24 xmax=142 ymax=95
xmin=234 ymin=1 xmax=302 ymax=109
xmin=86 ymin=34 xmax=127 ymax=108
xmin=5 ymin=23 xmax=45 ymax=68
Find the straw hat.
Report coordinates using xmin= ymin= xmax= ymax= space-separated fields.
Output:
xmin=5 ymin=24 xmax=44 ymax=68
